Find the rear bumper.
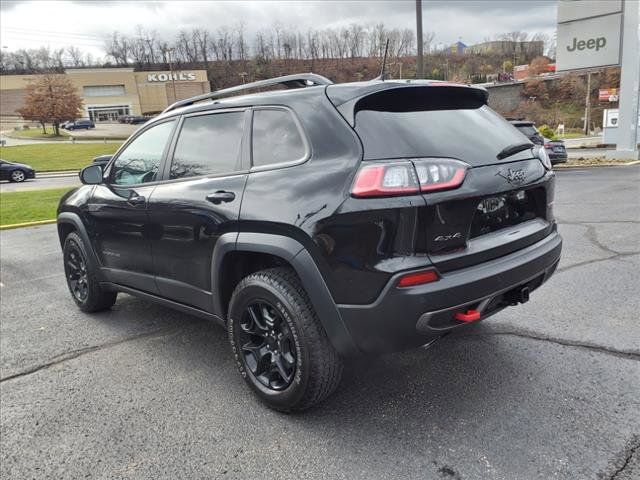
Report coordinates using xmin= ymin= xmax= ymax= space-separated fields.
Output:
xmin=548 ymin=151 xmax=568 ymax=164
xmin=337 ymin=229 xmax=562 ymax=354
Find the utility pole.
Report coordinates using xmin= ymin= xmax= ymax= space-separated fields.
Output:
xmin=416 ymin=0 xmax=424 ymax=78
xmin=166 ymin=47 xmax=177 ymax=102
xmin=583 ymin=71 xmax=591 ymax=135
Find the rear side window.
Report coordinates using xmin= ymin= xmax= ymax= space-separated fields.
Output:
xmin=252 ymin=109 xmax=306 ymax=167
xmin=170 ymin=112 xmax=244 ymax=179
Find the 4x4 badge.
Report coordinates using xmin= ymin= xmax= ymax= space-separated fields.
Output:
xmin=496 ymin=168 xmax=526 ymax=185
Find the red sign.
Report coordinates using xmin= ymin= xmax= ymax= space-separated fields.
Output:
xmin=599 ymin=88 xmax=618 ymax=102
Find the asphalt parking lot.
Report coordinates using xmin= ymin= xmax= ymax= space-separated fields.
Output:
xmin=1 ymin=166 xmax=638 ymax=479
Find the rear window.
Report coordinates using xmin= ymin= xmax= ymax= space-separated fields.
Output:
xmin=515 ymin=125 xmax=538 ymax=137
xmin=252 ymin=109 xmax=306 ymax=167
xmin=356 ymin=105 xmax=527 ymax=164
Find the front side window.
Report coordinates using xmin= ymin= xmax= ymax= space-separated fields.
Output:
xmin=111 ymin=120 xmax=176 ymax=185
xmin=169 ymin=112 xmax=245 ymax=179
xmin=252 ymin=109 xmax=306 ymax=167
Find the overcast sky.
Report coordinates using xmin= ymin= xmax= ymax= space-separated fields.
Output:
xmin=0 ymin=0 xmax=558 ymax=58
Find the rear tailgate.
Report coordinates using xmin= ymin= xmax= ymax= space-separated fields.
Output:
xmin=420 ymin=158 xmax=553 ymax=271
xmin=343 ymin=84 xmax=555 ymax=272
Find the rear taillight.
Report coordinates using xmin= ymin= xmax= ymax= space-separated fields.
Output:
xmin=413 ymin=158 xmax=468 ymax=192
xmin=536 ymin=146 xmax=552 ymax=170
xmin=351 ymin=158 xmax=468 ymax=198
xmin=351 ymin=161 xmax=419 ymax=197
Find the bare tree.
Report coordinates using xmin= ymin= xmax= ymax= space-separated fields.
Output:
xmin=18 ymin=74 xmax=83 ymax=135
xmin=65 ymin=46 xmax=84 ymax=67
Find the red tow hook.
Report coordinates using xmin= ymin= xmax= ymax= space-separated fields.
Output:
xmin=454 ymin=309 xmax=481 ymax=323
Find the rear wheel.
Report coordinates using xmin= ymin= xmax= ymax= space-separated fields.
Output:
xmin=228 ymin=267 xmax=343 ymax=412
xmin=9 ymin=170 xmax=25 ymax=182
xmin=63 ymin=232 xmax=117 ymax=312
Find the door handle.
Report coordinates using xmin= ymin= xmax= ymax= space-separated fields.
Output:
xmin=206 ymin=191 xmax=235 ymax=204
xmin=127 ymin=194 xmax=146 ymax=206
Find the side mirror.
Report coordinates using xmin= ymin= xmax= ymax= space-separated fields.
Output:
xmin=79 ymin=164 xmax=104 ymax=185
xmin=92 ymin=154 xmax=112 ymax=166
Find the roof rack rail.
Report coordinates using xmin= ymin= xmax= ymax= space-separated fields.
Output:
xmin=162 ymin=73 xmax=333 ymax=113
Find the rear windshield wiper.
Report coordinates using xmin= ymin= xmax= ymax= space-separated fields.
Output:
xmin=497 ymin=142 xmax=533 ymax=160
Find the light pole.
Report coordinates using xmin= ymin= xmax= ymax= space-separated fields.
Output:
xmin=165 ymin=47 xmax=177 ymax=101
xmin=583 ymin=71 xmax=591 ymax=136
xmin=416 ymin=0 xmax=424 ymax=78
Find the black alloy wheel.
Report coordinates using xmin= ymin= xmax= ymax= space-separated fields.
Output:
xmin=228 ymin=267 xmax=343 ymax=411
xmin=62 ymin=232 xmax=117 ymax=312
xmin=239 ymin=300 xmax=297 ymax=391
xmin=65 ymin=243 xmax=89 ymax=302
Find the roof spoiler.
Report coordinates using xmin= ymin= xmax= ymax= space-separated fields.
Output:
xmin=162 ymin=73 xmax=333 ymax=113
xmin=328 ymin=84 xmax=488 ymax=127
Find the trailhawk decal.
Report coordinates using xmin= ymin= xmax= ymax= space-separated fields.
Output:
xmin=496 ymin=168 xmax=527 ymax=186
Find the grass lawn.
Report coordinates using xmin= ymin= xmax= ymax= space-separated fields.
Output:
xmin=8 ymin=126 xmax=69 ymax=139
xmin=0 ymin=143 xmax=120 ymax=172
xmin=559 ymin=132 xmax=596 ymax=139
xmin=0 ymin=187 xmax=72 ymax=226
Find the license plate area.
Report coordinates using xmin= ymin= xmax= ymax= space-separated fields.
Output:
xmin=469 ymin=188 xmax=541 ymax=239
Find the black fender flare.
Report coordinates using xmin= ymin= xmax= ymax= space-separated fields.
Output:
xmin=212 ymin=232 xmax=360 ymax=357
xmin=57 ymin=212 xmax=104 ymax=277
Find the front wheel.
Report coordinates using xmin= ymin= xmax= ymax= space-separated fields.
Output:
xmin=10 ymin=170 xmax=25 ymax=182
xmin=63 ymin=232 xmax=117 ymax=312
xmin=228 ymin=267 xmax=343 ymax=412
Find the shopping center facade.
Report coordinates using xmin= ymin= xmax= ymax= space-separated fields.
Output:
xmin=0 ymin=67 xmax=210 ymax=122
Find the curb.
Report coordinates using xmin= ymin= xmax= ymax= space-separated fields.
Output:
xmin=555 ymin=160 xmax=640 ymax=169
xmin=38 ymin=172 xmax=79 ymax=178
xmin=0 ymin=219 xmax=56 ymax=231
xmin=3 ymin=134 xmax=126 ymax=142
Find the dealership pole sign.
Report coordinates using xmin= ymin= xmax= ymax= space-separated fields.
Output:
xmin=556 ymin=0 xmax=639 ymax=158
xmin=556 ymin=0 xmax=622 ymax=71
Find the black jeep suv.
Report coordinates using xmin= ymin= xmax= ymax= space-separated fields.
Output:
xmin=57 ymin=74 xmax=562 ymax=411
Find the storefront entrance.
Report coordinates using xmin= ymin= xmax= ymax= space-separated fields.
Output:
xmin=87 ymin=105 xmax=131 ymax=123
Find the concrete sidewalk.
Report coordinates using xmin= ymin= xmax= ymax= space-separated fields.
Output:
xmin=562 ymin=134 xmax=604 ymax=149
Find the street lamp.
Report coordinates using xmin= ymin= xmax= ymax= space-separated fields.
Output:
xmin=416 ymin=0 xmax=424 ymax=78
xmin=165 ymin=47 xmax=177 ymax=101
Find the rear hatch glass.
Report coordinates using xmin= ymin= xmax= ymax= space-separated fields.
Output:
xmin=355 ymin=104 xmax=530 ymax=166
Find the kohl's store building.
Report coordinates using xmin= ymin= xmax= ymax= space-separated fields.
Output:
xmin=0 ymin=67 xmax=210 ymax=122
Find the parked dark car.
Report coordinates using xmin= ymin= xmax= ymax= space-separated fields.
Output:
xmin=0 ymin=159 xmax=35 ymax=182
xmin=117 ymin=115 xmax=132 ymax=124
xmin=57 ymin=74 xmax=562 ymax=411
xmin=128 ymin=115 xmax=150 ymax=125
xmin=65 ymin=119 xmax=95 ymax=130
xmin=510 ymin=120 xmax=568 ymax=164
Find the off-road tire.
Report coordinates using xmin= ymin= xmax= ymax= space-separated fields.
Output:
xmin=228 ymin=267 xmax=343 ymax=412
xmin=63 ymin=231 xmax=117 ymax=312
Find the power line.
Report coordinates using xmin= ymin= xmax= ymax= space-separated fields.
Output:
xmin=2 ymin=27 xmax=107 ymax=41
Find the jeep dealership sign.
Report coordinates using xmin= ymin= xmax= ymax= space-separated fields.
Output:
xmin=556 ymin=0 xmax=623 ymax=71
xmin=147 ymin=72 xmax=196 ymax=82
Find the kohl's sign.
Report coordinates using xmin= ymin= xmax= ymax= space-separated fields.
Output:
xmin=147 ymin=72 xmax=197 ymax=82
